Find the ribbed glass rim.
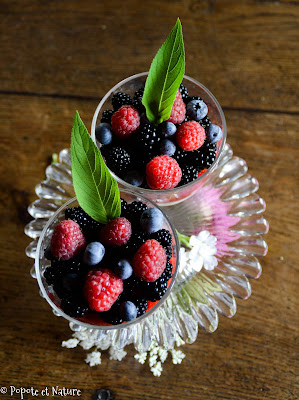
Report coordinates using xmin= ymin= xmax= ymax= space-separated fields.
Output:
xmin=91 ymin=71 xmax=227 ymax=194
xmin=35 ymin=189 xmax=180 ymax=330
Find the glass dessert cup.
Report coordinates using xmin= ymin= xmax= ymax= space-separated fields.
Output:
xmin=35 ymin=189 xmax=179 ymax=331
xmin=91 ymin=72 xmax=227 ymax=206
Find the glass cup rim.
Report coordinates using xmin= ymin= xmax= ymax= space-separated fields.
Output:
xmin=35 ymin=188 xmax=180 ymax=330
xmin=91 ymin=71 xmax=227 ymax=194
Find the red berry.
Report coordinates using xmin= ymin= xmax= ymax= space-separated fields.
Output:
xmin=198 ymin=168 xmax=208 ymax=177
xmin=132 ymin=239 xmax=167 ymax=282
xmin=146 ymin=155 xmax=182 ymax=190
xmin=50 ymin=220 xmax=86 ymax=260
xmin=99 ymin=217 xmax=132 ymax=246
xmin=111 ymin=105 xmax=140 ymax=139
xmin=84 ymin=269 xmax=123 ymax=312
xmin=167 ymin=91 xmax=186 ymax=124
xmin=176 ymin=121 xmax=206 ymax=151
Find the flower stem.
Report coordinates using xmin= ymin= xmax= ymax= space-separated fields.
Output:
xmin=176 ymin=230 xmax=192 ymax=249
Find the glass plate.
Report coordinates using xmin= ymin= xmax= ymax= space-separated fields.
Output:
xmin=25 ymin=144 xmax=268 ymax=352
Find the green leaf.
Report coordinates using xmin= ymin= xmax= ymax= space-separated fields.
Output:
xmin=70 ymin=111 xmax=121 ymax=224
xmin=142 ymin=18 xmax=185 ymax=125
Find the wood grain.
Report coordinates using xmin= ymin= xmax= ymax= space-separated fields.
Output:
xmin=0 ymin=0 xmax=298 ymax=112
xmin=0 ymin=1 xmax=298 ymax=399
xmin=0 ymin=93 xmax=298 ymax=400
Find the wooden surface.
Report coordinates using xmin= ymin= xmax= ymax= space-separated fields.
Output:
xmin=0 ymin=1 xmax=298 ymax=399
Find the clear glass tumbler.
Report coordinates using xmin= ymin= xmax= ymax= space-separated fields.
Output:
xmin=35 ymin=189 xmax=179 ymax=332
xmin=91 ymin=72 xmax=227 ymax=206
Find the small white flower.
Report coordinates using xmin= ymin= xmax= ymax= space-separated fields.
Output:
xmin=149 ymin=354 xmax=158 ymax=367
xmin=61 ymin=338 xmax=79 ymax=348
xmin=175 ymin=335 xmax=185 ymax=347
xmin=158 ymin=348 xmax=168 ymax=363
xmin=150 ymin=361 xmax=163 ymax=377
xmin=171 ymin=349 xmax=186 ymax=364
xmin=80 ymin=338 xmax=96 ymax=350
xmin=73 ymin=329 xmax=90 ymax=341
xmin=85 ymin=350 xmax=102 ymax=367
xmin=180 ymin=230 xmax=218 ymax=272
xmin=109 ymin=347 xmax=127 ymax=361
xmin=134 ymin=352 xmax=147 ymax=364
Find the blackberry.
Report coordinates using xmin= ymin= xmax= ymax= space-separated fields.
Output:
xmin=142 ymin=275 xmax=167 ymax=301
xmin=60 ymin=297 xmax=89 ymax=318
xmin=65 ymin=207 xmax=103 ymax=235
xmin=120 ymin=198 xmax=127 ymax=215
xmin=163 ymin=260 xmax=173 ymax=281
xmin=133 ymin=297 xmax=148 ymax=317
xmin=179 ymin=83 xmax=189 ymax=102
xmin=186 ymin=95 xmax=203 ymax=104
xmin=93 ymin=389 xmax=114 ymax=400
xmin=164 ymin=245 xmax=173 ymax=260
xmin=122 ymin=275 xmax=143 ymax=298
xmin=101 ymin=109 xmax=114 ymax=124
xmin=133 ymin=88 xmax=145 ymax=114
xmin=101 ymin=301 xmax=123 ymax=325
xmin=173 ymin=148 xmax=193 ymax=167
xmin=44 ymin=265 xmax=63 ymax=285
xmin=125 ymin=230 xmax=149 ymax=255
xmin=103 ymin=146 xmax=131 ymax=176
xmin=125 ymin=201 xmax=148 ymax=223
xmin=199 ymin=115 xmax=211 ymax=131
xmin=180 ymin=165 xmax=198 ymax=185
xmin=134 ymin=88 xmax=144 ymax=102
xmin=136 ymin=123 xmax=161 ymax=156
xmin=193 ymin=142 xmax=217 ymax=169
xmin=112 ymin=92 xmax=132 ymax=110
xmin=151 ymin=229 xmax=172 ymax=248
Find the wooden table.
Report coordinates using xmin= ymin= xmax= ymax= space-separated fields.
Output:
xmin=0 ymin=1 xmax=298 ymax=399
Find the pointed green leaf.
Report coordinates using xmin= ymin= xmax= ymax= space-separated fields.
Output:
xmin=142 ymin=18 xmax=185 ymax=125
xmin=70 ymin=111 xmax=121 ymax=224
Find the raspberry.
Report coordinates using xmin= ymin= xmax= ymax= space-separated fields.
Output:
xmin=146 ymin=155 xmax=182 ymax=190
xmin=132 ymin=239 xmax=167 ymax=282
xmin=176 ymin=121 xmax=206 ymax=151
xmin=99 ymin=217 xmax=132 ymax=247
xmin=112 ymin=92 xmax=132 ymax=110
xmin=167 ymin=91 xmax=186 ymax=124
xmin=50 ymin=220 xmax=86 ymax=260
xmin=111 ymin=105 xmax=140 ymax=139
xmin=84 ymin=269 xmax=123 ymax=312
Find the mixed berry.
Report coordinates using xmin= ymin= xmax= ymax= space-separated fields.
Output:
xmin=96 ymin=83 xmax=223 ymax=190
xmin=43 ymin=200 xmax=175 ymax=325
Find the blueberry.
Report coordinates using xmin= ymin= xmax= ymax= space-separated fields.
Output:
xmin=206 ymin=124 xmax=223 ymax=144
xmin=83 ymin=242 xmax=105 ymax=265
xmin=93 ymin=389 xmax=113 ymax=400
xmin=95 ymin=123 xmax=113 ymax=145
xmin=120 ymin=301 xmax=137 ymax=321
xmin=114 ymin=259 xmax=133 ymax=280
xmin=140 ymin=208 xmax=163 ymax=233
xmin=159 ymin=121 xmax=177 ymax=138
xmin=124 ymin=169 xmax=144 ymax=187
xmin=160 ymin=139 xmax=176 ymax=156
xmin=186 ymin=100 xmax=208 ymax=121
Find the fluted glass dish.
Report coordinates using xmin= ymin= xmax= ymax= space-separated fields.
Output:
xmin=26 ymin=143 xmax=268 ymax=352
xmin=91 ymin=72 xmax=227 ymax=206
xmin=34 ymin=191 xmax=179 ymax=331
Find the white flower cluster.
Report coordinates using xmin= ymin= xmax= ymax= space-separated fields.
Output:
xmin=180 ymin=230 xmax=218 ymax=272
xmin=134 ymin=336 xmax=186 ymax=376
xmin=62 ymin=328 xmax=186 ymax=376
